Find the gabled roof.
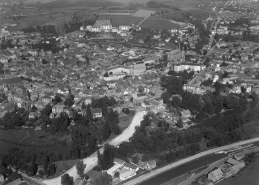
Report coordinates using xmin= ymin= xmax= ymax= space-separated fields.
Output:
xmin=124 ymin=162 xmax=139 ymax=170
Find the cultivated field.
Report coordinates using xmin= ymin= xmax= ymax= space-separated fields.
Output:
xmin=139 ymin=17 xmax=180 ymax=30
xmin=133 ymin=9 xmax=156 ymax=18
xmin=98 ymin=13 xmax=133 ymax=15
xmin=1 ymin=5 xmax=97 ymax=30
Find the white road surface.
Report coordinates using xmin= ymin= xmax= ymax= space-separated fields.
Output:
xmin=43 ymin=111 xmax=147 ymax=185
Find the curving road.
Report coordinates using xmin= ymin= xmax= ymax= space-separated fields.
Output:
xmin=123 ymin=137 xmax=259 ymax=185
xmin=43 ymin=111 xmax=147 ymax=185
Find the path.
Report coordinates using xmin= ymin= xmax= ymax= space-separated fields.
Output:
xmin=42 ymin=111 xmax=147 ymax=185
xmin=123 ymin=137 xmax=259 ymax=185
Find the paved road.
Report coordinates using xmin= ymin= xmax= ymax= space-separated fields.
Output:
xmin=43 ymin=111 xmax=147 ymax=185
xmin=123 ymin=137 xmax=259 ymax=185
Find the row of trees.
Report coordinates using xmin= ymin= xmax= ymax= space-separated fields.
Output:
xmin=0 ymin=147 xmax=58 ymax=177
xmin=23 ymin=25 xmax=57 ymax=34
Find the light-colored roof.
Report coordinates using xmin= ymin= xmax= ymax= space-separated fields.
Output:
xmin=120 ymin=169 xmax=136 ymax=179
xmin=107 ymin=163 xmax=123 ymax=175
xmin=227 ymin=158 xmax=240 ymax=165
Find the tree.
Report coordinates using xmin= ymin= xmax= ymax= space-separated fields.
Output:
xmin=103 ymin=122 xmax=111 ymax=140
xmin=241 ymin=86 xmax=246 ymax=93
xmin=64 ymin=97 xmax=74 ymax=107
xmin=76 ymin=161 xmax=86 ymax=179
xmin=81 ymin=102 xmax=86 ymax=109
xmin=176 ymin=118 xmax=183 ymax=128
xmin=99 ymin=144 xmax=114 ymax=170
xmin=41 ymin=104 xmax=52 ymax=116
xmin=114 ymin=171 xmax=120 ymax=178
xmin=49 ymin=163 xmax=56 ymax=176
xmin=53 ymin=94 xmax=62 ymax=104
xmin=91 ymin=172 xmax=112 ymax=185
xmin=86 ymin=104 xmax=92 ymax=121
xmin=171 ymin=96 xmax=182 ymax=108
xmin=61 ymin=173 xmax=73 ymax=185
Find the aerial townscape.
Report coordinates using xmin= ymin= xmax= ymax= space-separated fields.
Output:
xmin=2 ymin=0 xmax=259 ymax=185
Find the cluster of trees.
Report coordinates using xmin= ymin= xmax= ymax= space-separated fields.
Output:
xmin=0 ymin=161 xmax=22 ymax=184
xmin=114 ymin=101 xmax=259 ymax=167
xmin=63 ymin=18 xmax=95 ymax=34
xmin=92 ymin=96 xmax=121 ymax=135
xmin=31 ymin=38 xmax=62 ymax=53
xmin=0 ymin=38 xmax=14 ymax=50
xmin=161 ymin=71 xmax=250 ymax=122
xmin=23 ymin=25 xmax=57 ymax=34
xmin=146 ymin=1 xmax=180 ymax=10
xmin=0 ymin=147 xmax=58 ymax=177
xmin=0 ymin=108 xmax=29 ymax=129
xmin=46 ymin=112 xmax=70 ymax=134
xmin=114 ymin=113 xmax=201 ymax=164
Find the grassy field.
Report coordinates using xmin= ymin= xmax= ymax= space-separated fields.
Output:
xmin=0 ymin=128 xmax=57 ymax=146
xmin=140 ymin=17 xmax=180 ymax=30
xmin=53 ymin=159 xmax=79 ymax=178
xmin=2 ymin=5 xmax=96 ymax=30
xmin=119 ymin=115 xmax=134 ymax=130
xmin=218 ymin=157 xmax=259 ymax=185
xmin=98 ymin=15 xmax=143 ymax=26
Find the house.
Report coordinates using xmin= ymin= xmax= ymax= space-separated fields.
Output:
xmin=133 ymin=62 xmax=146 ymax=76
xmin=107 ymin=163 xmax=123 ymax=176
xmin=52 ymin=104 xmax=65 ymax=114
xmin=181 ymin=109 xmax=191 ymax=119
xmin=119 ymin=169 xmax=136 ymax=181
xmin=208 ymin=168 xmax=223 ymax=182
xmin=92 ymin=108 xmax=102 ymax=118
xmin=230 ymin=162 xmax=245 ymax=174
xmin=123 ymin=162 xmax=139 ymax=172
xmin=29 ymin=112 xmax=37 ymax=119
xmin=42 ymin=96 xmax=52 ymax=105
xmin=0 ymin=173 xmax=5 ymax=183
xmin=226 ymin=158 xmax=240 ymax=166
xmin=174 ymin=64 xmax=205 ymax=72
xmin=167 ymin=49 xmax=182 ymax=61
xmin=119 ymin=25 xmax=131 ymax=31
xmin=138 ymin=160 xmax=156 ymax=170
xmin=234 ymin=153 xmax=245 ymax=161
xmin=150 ymin=99 xmax=165 ymax=110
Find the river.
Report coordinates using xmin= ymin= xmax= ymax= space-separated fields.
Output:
xmin=0 ymin=139 xmax=70 ymax=156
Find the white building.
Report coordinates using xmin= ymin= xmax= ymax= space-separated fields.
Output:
xmin=119 ymin=25 xmax=132 ymax=31
xmin=174 ymin=64 xmax=205 ymax=72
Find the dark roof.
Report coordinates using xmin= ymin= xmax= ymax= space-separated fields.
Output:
xmin=92 ymin=108 xmax=102 ymax=114
xmin=0 ymin=77 xmax=22 ymax=85
xmin=86 ymin=170 xmax=102 ymax=179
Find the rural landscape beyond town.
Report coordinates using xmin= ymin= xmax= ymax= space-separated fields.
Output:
xmin=1 ymin=0 xmax=259 ymax=185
